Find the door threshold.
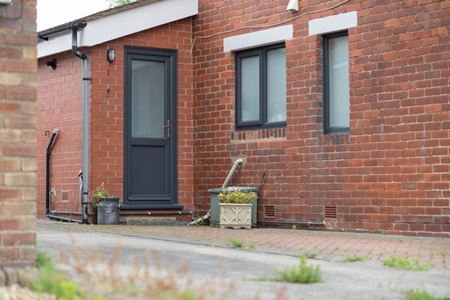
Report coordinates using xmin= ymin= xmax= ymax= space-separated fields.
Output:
xmin=120 ymin=204 xmax=184 ymax=211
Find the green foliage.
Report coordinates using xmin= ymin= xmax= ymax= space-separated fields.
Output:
xmin=107 ymin=0 xmax=138 ymax=8
xmin=32 ymin=251 xmax=84 ymax=300
xmin=36 ymin=251 xmax=53 ymax=269
xmin=218 ymin=190 xmax=256 ymax=204
xmin=275 ymin=256 xmax=322 ymax=284
xmin=229 ymin=239 xmax=255 ymax=251
xmin=345 ymin=255 xmax=365 ymax=263
xmin=404 ymin=289 xmax=450 ymax=300
xmin=92 ymin=183 xmax=110 ymax=208
xmin=383 ymin=256 xmax=432 ymax=271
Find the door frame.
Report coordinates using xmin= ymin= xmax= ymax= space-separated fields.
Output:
xmin=122 ymin=46 xmax=180 ymax=210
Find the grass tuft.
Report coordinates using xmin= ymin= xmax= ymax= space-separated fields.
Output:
xmin=32 ymin=251 xmax=85 ymax=300
xmin=275 ymin=256 xmax=322 ymax=284
xmin=404 ymin=288 xmax=450 ymax=300
xmin=345 ymin=255 xmax=365 ymax=263
xmin=383 ymin=256 xmax=432 ymax=271
xmin=229 ymin=239 xmax=255 ymax=251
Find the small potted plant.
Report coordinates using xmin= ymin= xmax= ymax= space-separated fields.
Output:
xmin=218 ymin=189 xmax=257 ymax=229
xmin=92 ymin=183 xmax=120 ymax=225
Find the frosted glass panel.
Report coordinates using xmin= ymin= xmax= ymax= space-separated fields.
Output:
xmin=241 ymin=56 xmax=260 ymax=122
xmin=328 ymin=35 xmax=349 ymax=128
xmin=267 ymin=48 xmax=286 ymax=123
xmin=131 ymin=60 xmax=165 ymax=138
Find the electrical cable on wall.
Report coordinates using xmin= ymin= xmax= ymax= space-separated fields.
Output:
xmin=190 ymin=0 xmax=353 ymax=54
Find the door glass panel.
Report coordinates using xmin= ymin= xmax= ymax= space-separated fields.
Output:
xmin=267 ymin=48 xmax=286 ymax=123
xmin=241 ymin=56 xmax=260 ymax=122
xmin=131 ymin=60 xmax=165 ymax=138
xmin=328 ymin=35 xmax=349 ymax=128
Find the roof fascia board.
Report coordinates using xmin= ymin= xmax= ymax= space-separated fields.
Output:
xmin=38 ymin=0 xmax=198 ymax=58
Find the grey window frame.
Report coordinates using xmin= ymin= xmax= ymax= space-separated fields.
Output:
xmin=323 ymin=31 xmax=350 ymax=134
xmin=235 ymin=44 xmax=286 ymax=130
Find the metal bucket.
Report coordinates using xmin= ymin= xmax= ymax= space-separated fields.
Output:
xmin=97 ymin=198 xmax=119 ymax=225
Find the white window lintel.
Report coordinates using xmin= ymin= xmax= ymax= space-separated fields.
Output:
xmin=308 ymin=11 xmax=357 ymax=36
xmin=224 ymin=25 xmax=293 ymax=53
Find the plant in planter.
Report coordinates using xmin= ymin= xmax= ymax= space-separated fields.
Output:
xmin=92 ymin=184 xmax=120 ymax=225
xmin=218 ymin=189 xmax=257 ymax=229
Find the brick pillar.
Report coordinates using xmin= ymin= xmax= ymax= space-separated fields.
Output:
xmin=0 ymin=0 xmax=37 ymax=268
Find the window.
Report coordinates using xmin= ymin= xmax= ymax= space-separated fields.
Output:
xmin=323 ymin=32 xmax=349 ymax=133
xmin=236 ymin=44 xmax=286 ymax=129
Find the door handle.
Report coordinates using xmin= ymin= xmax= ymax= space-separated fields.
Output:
xmin=162 ymin=120 xmax=171 ymax=138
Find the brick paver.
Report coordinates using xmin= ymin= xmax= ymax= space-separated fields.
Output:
xmin=38 ymin=220 xmax=450 ymax=269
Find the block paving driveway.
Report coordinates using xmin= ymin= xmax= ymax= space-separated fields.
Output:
xmin=39 ymin=220 xmax=450 ymax=268
xmin=37 ymin=221 xmax=450 ymax=300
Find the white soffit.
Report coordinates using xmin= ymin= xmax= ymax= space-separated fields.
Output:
xmin=38 ymin=0 xmax=198 ymax=58
xmin=308 ymin=11 xmax=357 ymax=36
xmin=223 ymin=25 xmax=293 ymax=53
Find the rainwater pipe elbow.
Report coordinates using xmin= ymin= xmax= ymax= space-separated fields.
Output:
xmin=221 ymin=157 xmax=246 ymax=189
xmin=71 ymin=21 xmax=87 ymax=60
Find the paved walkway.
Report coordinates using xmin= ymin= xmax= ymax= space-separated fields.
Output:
xmin=37 ymin=224 xmax=450 ymax=300
xmin=37 ymin=220 xmax=450 ymax=269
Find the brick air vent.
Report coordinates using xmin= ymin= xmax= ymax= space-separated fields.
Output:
xmin=265 ymin=205 xmax=275 ymax=218
xmin=325 ymin=206 xmax=337 ymax=219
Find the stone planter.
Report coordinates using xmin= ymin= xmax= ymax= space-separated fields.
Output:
xmin=209 ymin=187 xmax=257 ymax=227
xmin=219 ymin=203 xmax=252 ymax=229
xmin=97 ymin=197 xmax=119 ymax=225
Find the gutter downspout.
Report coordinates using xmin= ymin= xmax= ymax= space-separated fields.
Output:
xmin=39 ymin=21 xmax=89 ymax=224
xmin=71 ymin=22 xmax=90 ymax=224
xmin=221 ymin=158 xmax=245 ymax=189
xmin=188 ymin=158 xmax=245 ymax=226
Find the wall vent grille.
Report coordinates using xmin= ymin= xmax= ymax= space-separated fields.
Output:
xmin=265 ymin=205 xmax=275 ymax=218
xmin=325 ymin=206 xmax=337 ymax=219
xmin=61 ymin=191 xmax=69 ymax=202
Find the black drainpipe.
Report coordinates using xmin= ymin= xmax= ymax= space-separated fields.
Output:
xmin=45 ymin=129 xmax=59 ymax=215
xmin=45 ymin=129 xmax=81 ymax=223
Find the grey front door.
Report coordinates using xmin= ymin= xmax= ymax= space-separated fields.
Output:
xmin=124 ymin=47 xmax=178 ymax=209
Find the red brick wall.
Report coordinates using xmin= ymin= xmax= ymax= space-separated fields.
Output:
xmin=36 ymin=1 xmax=449 ymax=237
xmin=37 ymin=19 xmax=194 ymax=216
xmin=0 ymin=0 xmax=37 ymax=266
xmin=37 ymin=52 xmax=83 ymax=217
xmin=192 ymin=0 xmax=450 ymax=237
xmin=89 ymin=18 xmax=194 ymax=210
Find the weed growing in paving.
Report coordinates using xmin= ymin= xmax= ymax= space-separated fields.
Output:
xmin=275 ymin=256 xmax=322 ymax=284
xmin=345 ymin=255 xmax=365 ymax=263
xmin=404 ymin=288 xmax=450 ymax=300
xmin=58 ymin=246 xmax=236 ymax=300
xmin=31 ymin=249 xmax=237 ymax=300
xmin=383 ymin=256 xmax=432 ymax=271
xmin=229 ymin=239 xmax=255 ymax=251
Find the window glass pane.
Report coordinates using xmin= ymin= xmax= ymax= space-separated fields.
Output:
xmin=267 ymin=48 xmax=286 ymax=123
xmin=328 ymin=35 xmax=349 ymax=128
xmin=240 ymin=56 xmax=260 ymax=122
xmin=131 ymin=60 xmax=165 ymax=138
